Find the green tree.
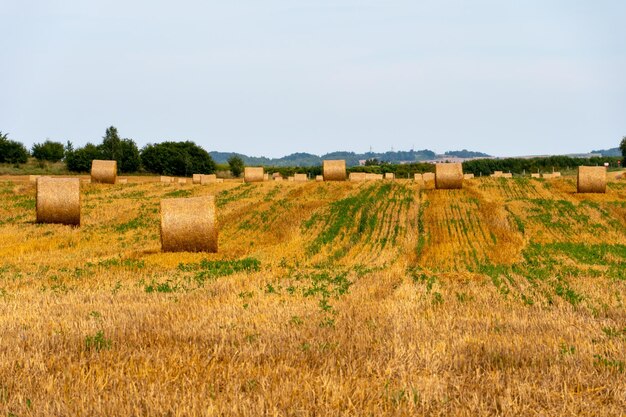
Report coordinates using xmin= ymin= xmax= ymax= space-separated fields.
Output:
xmin=100 ymin=126 xmax=121 ymax=161
xmin=620 ymin=136 xmax=626 ymax=160
xmin=31 ymin=140 xmax=65 ymax=162
xmin=227 ymin=155 xmax=244 ymax=177
xmin=98 ymin=127 xmax=141 ymax=173
xmin=140 ymin=141 xmax=215 ymax=176
xmin=65 ymin=143 xmax=103 ymax=172
xmin=0 ymin=131 xmax=29 ymax=164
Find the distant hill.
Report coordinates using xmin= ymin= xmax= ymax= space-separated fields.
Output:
xmin=444 ymin=149 xmax=491 ymax=158
xmin=210 ymin=149 xmax=438 ymax=167
xmin=591 ymin=147 xmax=621 ymax=157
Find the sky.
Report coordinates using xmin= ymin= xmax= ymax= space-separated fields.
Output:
xmin=1 ymin=0 xmax=625 ymax=158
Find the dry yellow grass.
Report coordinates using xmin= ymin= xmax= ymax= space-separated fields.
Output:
xmin=0 ymin=174 xmax=625 ymax=416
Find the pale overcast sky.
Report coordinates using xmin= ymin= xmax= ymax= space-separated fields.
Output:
xmin=1 ymin=0 xmax=625 ymax=157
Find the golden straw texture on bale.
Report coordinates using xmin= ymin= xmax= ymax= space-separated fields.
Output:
xmin=542 ymin=173 xmax=553 ymax=179
xmin=493 ymin=171 xmax=503 ymax=178
xmin=365 ymin=173 xmax=383 ymax=180
xmin=178 ymin=178 xmax=187 ymax=184
xmin=435 ymin=163 xmax=463 ymax=189
xmin=553 ymin=172 xmax=561 ymax=178
xmin=323 ymin=160 xmax=347 ymax=181
xmin=384 ymin=173 xmax=395 ymax=180
xmin=36 ymin=177 xmax=80 ymax=226
xmin=244 ymin=167 xmax=264 ymax=183
xmin=422 ymin=172 xmax=435 ymax=188
xmin=264 ymin=173 xmax=270 ymax=181
xmin=531 ymin=173 xmax=541 ymax=178
xmin=160 ymin=196 xmax=218 ymax=253
xmin=160 ymin=176 xmax=171 ymax=183
xmin=90 ymin=160 xmax=117 ymax=184
xmin=577 ymin=166 xmax=606 ymax=193
xmin=349 ymin=172 xmax=366 ymax=182
xmin=192 ymin=174 xmax=202 ymax=184
xmin=315 ymin=175 xmax=323 ymax=181
xmin=287 ymin=176 xmax=294 ymax=182
xmin=414 ymin=173 xmax=423 ymax=181
xmin=294 ymin=173 xmax=307 ymax=182
xmin=200 ymin=174 xmax=217 ymax=185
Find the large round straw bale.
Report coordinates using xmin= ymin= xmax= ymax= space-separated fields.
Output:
xmin=323 ymin=160 xmax=347 ymax=181
xmin=384 ymin=173 xmax=395 ymax=180
xmin=192 ymin=174 xmax=202 ymax=184
xmin=244 ymin=167 xmax=264 ymax=183
xmin=435 ymin=163 xmax=463 ymax=189
xmin=160 ymin=196 xmax=218 ymax=252
xmin=422 ymin=172 xmax=435 ymax=188
xmin=315 ymin=175 xmax=323 ymax=182
xmin=349 ymin=172 xmax=366 ymax=181
xmin=36 ymin=177 xmax=80 ymax=226
xmin=90 ymin=160 xmax=117 ymax=184
xmin=200 ymin=174 xmax=217 ymax=184
xmin=577 ymin=166 xmax=606 ymax=193
xmin=294 ymin=173 xmax=307 ymax=182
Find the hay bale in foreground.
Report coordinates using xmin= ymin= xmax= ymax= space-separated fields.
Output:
xmin=315 ymin=175 xmax=323 ymax=181
xmin=244 ymin=167 xmax=264 ymax=183
xmin=384 ymin=173 xmax=395 ymax=180
xmin=192 ymin=174 xmax=202 ymax=184
xmin=349 ymin=172 xmax=366 ymax=182
xmin=323 ymin=160 xmax=347 ymax=181
xmin=200 ymin=174 xmax=217 ymax=184
xmin=464 ymin=173 xmax=474 ymax=179
xmin=294 ymin=173 xmax=307 ymax=182
xmin=91 ymin=160 xmax=117 ymax=184
xmin=160 ymin=196 xmax=218 ymax=253
xmin=435 ymin=163 xmax=463 ymax=189
xmin=36 ymin=177 xmax=80 ymax=226
xmin=577 ymin=166 xmax=606 ymax=193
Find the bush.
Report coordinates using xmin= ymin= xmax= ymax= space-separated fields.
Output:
xmin=32 ymin=140 xmax=65 ymax=163
xmin=0 ymin=132 xmax=29 ymax=164
xmin=98 ymin=126 xmax=141 ymax=173
xmin=227 ymin=155 xmax=244 ymax=177
xmin=65 ymin=143 xmax=103 ymax=172
xmin=140 ymin=141 xmax=215 ymax=176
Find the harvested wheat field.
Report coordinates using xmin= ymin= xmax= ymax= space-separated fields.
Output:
xmin=0 ymin=174 xmax=625 ymax=416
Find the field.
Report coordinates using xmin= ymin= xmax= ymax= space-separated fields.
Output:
xmin=1 ymin=174 xmax=625 ymax=416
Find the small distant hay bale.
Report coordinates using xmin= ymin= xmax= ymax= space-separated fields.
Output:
xmin=36 ymin=177 xmax=80 ymax=226
xmin=435 ymin=163 xmax=463 ymax=189
xmin=531 ymin=173 xmax=541 ymax=178
xmin=244 ymin=167 xmax=264 ymax=183
xmin=502 ymin=173 xmax=513 ymax=178
xmin=192 ymin=174 xmax=202 ymax=184
xmin=287 ymin=176 xmax=294 ymax=182
xmin=414 ymin=173 xmax=423 ymax=182
xmin=272 ymin=172 xmax=282 ymax=179
xmin=323 ymin=160 xmax=347 ymax=181
xmin=464 ymin=173 xmax=474 ymax=179
xmin=264 ymin=173 xmax=269 ymax=181
xmin=90 ymin=160 xmax=117 ymax=184
xmin=577 ymin=166 xmax=606 ymax=193
xmin=542 ymin=173 xmax=553 ymax=179
xmin=349 ymin=172 xmax=366 ymax=182
xmin=422 ymin=172 xmax=435 ymax=188
xmin=216 ymin=178 xmax=224 ymax=183
xmin=274 ymin=176 xmax=284 ymax=182
xmin=365 ymin=173 xmax=382 ymax=180
xmin=553 ymin=172 xmax=561 ymax=178
xmin=200 ymin=174 xmax=217 ymax=184
xmin=178 ymin=178 xmax=187 ymax=184
xmin=118 ymin=178 xmax=128 ymax=184
xmin=294 ymin=173 xmax=307 ymax=182
xmin=160 ymin=196 xmax=218 ymax=253
xmin=315 ymin=175 xmax=323 ymax=181
xmin=160 ymin=176 xmax=171 ymax=183
xmin=492 ymin=171 xmax=503 ymax=178
xmin=384 ymin=173 xmax=395 ymax=180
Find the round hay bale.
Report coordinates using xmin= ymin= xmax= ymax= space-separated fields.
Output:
xmin=384 ymin=173 xmax=395 ymax=180
xmin=531 ymin=173 xmax=540 ymax=178
xmin=553 ymin=172 xmax=561 ymax=178
xmin=287 ymin=176 xmax=294 ymax=182
xmin=200 ymin=174 xmax=217 ymax=184
xmin=435 ymin=163 xmax=463 ymax=189
xmin=542 ymin=173 xmax=553 ymax=179
xmin=36 ymin=177 xmax=80 ymax=226
xmin=294 ymin=173 xmax=307 ymax=182
xmin=323 ymin=160 xmax=347 ymax=181
xmin=577 ymin=166 xmax=606 ymax=193
xmin=160 ymin=176 xmax=171 ymax=183
xmin=315 ymin=175 xmax=323 ymax=181
xmin=274 ymin=176 xmax=284 ymax=182
xmin=422 ymin=172 xmax=436 ymax=188
xmin=244 ymin=167 xmax=264 ymax=183
xmin=90 ymin=160 xmax=117 ymax=184
xmin=192 ymin=174 xmax=202 ymax=184
xmin=160 ymin=196 xmax=218 ymax=253
xmin=264 ymin=173 xmax=270 ymax=181
xmin=349 ymin=172 xmax=366 ymax=182
xmin=272 ymin=172 xmax=282 ymax=179
xmin=414 ymin=173 xmax=423 ymax=182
